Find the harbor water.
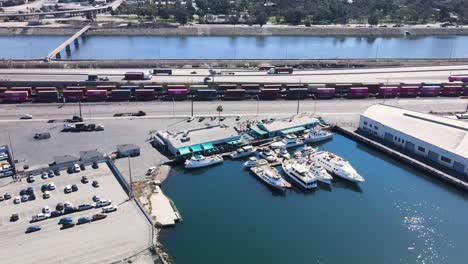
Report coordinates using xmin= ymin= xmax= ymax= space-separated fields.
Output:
xmin=1 ymin=35 xmax=468 ymax=59
xmin=160 ymin=134 xmax=468 ymax=264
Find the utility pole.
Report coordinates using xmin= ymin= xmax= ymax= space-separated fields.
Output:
xmin=128 ymin=156 xmax=133 ymax=199
xmin=296 ymin=91 xmax=300 ymax=115
xmin=78 ymin=99 xmax=82 ymax=119
xmin=191 ymin=95 xmax=194 ymax=117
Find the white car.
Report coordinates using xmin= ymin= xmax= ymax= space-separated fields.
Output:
xmin=95 ymin=199 xmax=111 ymax=208
xmin=146 ymin=166 xmax=156 ymax=176
xmin=48 ymin=183 xmax=56 ymax=190
xmin=41 ymin=172 xmax=48 ymax=179
xmin=64 ymin=185 xmax=72 ymax=193
xmin=64 ymin=201 xmax=72 ymax=208
xmin=74 ymin=164 xmax=81 ymax=173
xmin=20 ymin=114 xmax=33 ymax=120
xmin=43 ymin=191 xmax=50 ymax=199
xmin=42 ymin=206 xmax=50 ymax=214
xmin=32 ymin=213 xmax=49 ymax=222
xmin=13 ymin=197 xmax=21 ymax=204
xmin=102 ymin=205 xmax=118 ymax=213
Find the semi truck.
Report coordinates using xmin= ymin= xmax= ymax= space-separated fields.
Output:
xmin=124 ymin=72 xmax=152 ymax=81
xmin=267 ymin=67 xmax=294 ymax=74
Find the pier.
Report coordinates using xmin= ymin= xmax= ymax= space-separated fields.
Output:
xmin=44 ymin=25 xmax=91 ymax=62
xmin=334 ymin=125 xmax=468 ymax=192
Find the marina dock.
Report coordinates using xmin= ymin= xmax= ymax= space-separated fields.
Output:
xmin=150 ymin=186 xmax=181 ymax=226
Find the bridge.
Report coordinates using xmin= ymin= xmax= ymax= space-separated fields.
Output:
xmin=44 ymin=24 xmax=91 ymax=62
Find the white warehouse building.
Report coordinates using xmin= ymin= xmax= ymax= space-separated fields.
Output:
xmin=359 ymin=104 xmax=468 ymax=176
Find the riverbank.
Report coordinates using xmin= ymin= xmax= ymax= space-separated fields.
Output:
xmin=1 ymin=24 xmax=468 ymax=36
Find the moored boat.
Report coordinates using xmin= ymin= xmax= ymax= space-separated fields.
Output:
xmin=250 ymin=165 xmax=291 ymax=191
xmin=258 ymin=148 xmax=278 ymax=163
xmin=230 ymin=145 xmax=256 ymax=159
xmin=310 ymin=151 xmax=364 ymax=183
xmin=243 ymin=157 xmax=269 ymax=168
xmin=303 ymin=129 xmax=333 ymax=143
xmin=185 ymin=154 xmax=223 ymax=169
xmin=270 ymin=134 xmax=304 ymax=149
xmin=275 ymin=146 xmax=291 ymax=159
xmin=282 ymin=160 xmax=317 ymax=189
xmin=309 ymin=163 xmax=333 ymax=185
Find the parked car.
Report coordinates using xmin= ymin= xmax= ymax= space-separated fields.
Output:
xmin=41 ymin=184 xmax=49 ymax=192
xmin=48 ymin=170 xmax=55 ymax=178
xmin=81 ymin=176 xmax=89 ymax=184
xmin=25 ymin=225 xmax=41 ymax=233
xmin=61 ymin=221 xmax=76 ymax=229
xmin=28 ymin=194 xmax=36 ymax=201
xmin=95 ymin=125 xmax=104 ymax=131
xmin=67 ymin=167 xmax=74 ymax=174
xmin=58 ymin=217 xmax=73 ymax=225
xmin=56 ymin=203 xmax=64 ymax=211
xmin=31 ymin=213 xmax=49 ymax=223
xmin=0 ymin=196 xmax=4 ymax=202
xmin=92 ymin=213 xmax=107 ymax=221
xmin=80 ymin=164 xmax=86 ymax=171
xmin=14 ymin=196 xmax=21 ymax=204
xmin=92 ymin=181 xmax=100 ymax=188
xmin=33 ymin=132 xmax=51 ymax=140
xmin=102 ymin=205 xmax=118 ymax=213
xmin=21 ymin=195 xmax=29 ymax=202
xmin=92 ymin=195 xmax=101 ymax=202
xmin=146 ymin=167 xmax=156 ymax=176
xmin=54 ymin=169 xmax=61 ymax=176
xmin=50 ymin=210 xmax=63 ymax=217
xmin=26 ymin=187 xmax=34 ymax=195
xmin=64 ymin=185 xmax=72 ymax=193
xmin=95 ymin=199 xmax=111 ymax=208
xmin=41 ymin=172 xmax=48 ymax=179
xmin=10 ymin=213 xmax=19 ymax=222
xmin=71 ymin=184 xmax=78 ymax=192
xmin=48 ymin=183 xmax=56 ymax=190
xmin=4 ymin=193 xmax=12 ymax=200
xmin=92 ymin=162 xmax=99 ymax=169
xmin=64 ymin=207 xmax=76 ymax=214
xmin=74 ymin=164 xmax=81 ymax=173
xmin=42 ymin=206 xmax=50 ymax=214
xmin=78 ymin=204 xmax=93 ymax=211
xmin=77 ymin=216 xmax=92 ymax=224
xmin=64 ymin=201 xmax=72 ymax=208
xmin=27 ymin=175 xmax=35 ymax=183
xmin=20 ymin=189 xmax=28 ymax=196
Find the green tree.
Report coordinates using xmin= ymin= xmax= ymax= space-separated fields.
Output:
xmin=284 ymin=9 xmax=303 ymax=25
xmin=255 ymin=11 xmax=268 ymax=27
xmin=216 ymin=105 xmax=223 ymax=125
xmin=368 ymin=12 xmax=379 ymax=25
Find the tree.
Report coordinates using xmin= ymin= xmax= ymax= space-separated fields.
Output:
xmin=255 ymin=11 xmax=268 ymax=27
xmin=174 ymin=7 xmax=189 ymax=24
xmin=216 ymin=105 xmax=223 ymax=125
xmin=284 ymin=9 xmax=303 ymax=25
xmin=368 ymin=12 xmax=379 ymax=26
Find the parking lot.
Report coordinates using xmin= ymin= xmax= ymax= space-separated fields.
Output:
xmin=0 ymin=161 xmax=153 ymax=264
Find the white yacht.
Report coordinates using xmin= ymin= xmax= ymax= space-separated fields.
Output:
xmin=250 ymin=166 xmax=291 ymax=191
xmin=275 ymin=147 xmax=291 ymax=159
xmin=282 ymin=160 xmax=317 ymax=189
xmin=185 ymin=154 xmax=223 ymax=169
xmin=270 ymin=134 xmax=304 ymax=149
xmin=230 ymin=145 xmax=256 ymax=159
xmin=258 ymin=148 xmax=278 ymax=163
xmin=243 ymin=157 xmax=268 ymax=168
xmin=303 ymin=129 xmax=333 ymax=143
xmin=309 ymin=163 xmax=333 ymax=185
xmin=293 ymin=146 xmax=316 ymax=159
xmin=310 ymin=151 xmax=364 ymax=183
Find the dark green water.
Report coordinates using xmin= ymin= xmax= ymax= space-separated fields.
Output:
xmin=160 ymin=134 xmax=468 ymax=264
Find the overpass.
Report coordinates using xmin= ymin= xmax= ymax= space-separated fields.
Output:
xmin=0 ymin=0 xmax=123 ymax=19
xmin=44 ymin=24 xmax=91 ymax=62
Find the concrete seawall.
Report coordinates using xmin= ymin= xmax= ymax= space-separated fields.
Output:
xmin=1 ymin=25 xmax=468 ymax=36
xmin=333 ymin=126 xmax=468 ymax=193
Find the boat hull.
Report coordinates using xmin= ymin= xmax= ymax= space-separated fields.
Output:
xmin=185 ymin=159 xmax=223 ymax=169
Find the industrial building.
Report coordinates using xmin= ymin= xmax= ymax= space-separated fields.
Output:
xmin=116 ymin=144 xmax=141 ymax=158
xmin=359 ymin=104 xmax=468 ymax=176
xmin=251 ymin=115 xmax=319 ymax=138
xmin=153 ymin=125 xmax=241 ymax=157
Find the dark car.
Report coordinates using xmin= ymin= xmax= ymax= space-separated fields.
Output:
xmin=26 ymin=187 xmax=34 ymax=195
xmin=64 ymin=207 xmax=76 ymax=214
xmin=41 ymin=184 xmax=49 ymax=193
xmin=54 ymin=169 xmax=61 ymax=176
xmin=4 ymin=193 xmax=12 ymax=200
xmin=50 ymin=210 xmax=63 ymax=217
xmin=77 ymin=204 xmax=93 ymax=211
xmin=25 ymin=226 xmax=41 ymax=233
xmin=61 ymin=222 xmax=75 ymax=229
xmin=81 ymin=176 xmax=89 ymax=184
xmin=58 ymin=217 xmax=73 ymax=225
xmin=92 ymin=162 xmax=99 ymax=169
xmin=92 ymin=181 xmax=99 ymax=188
xmin=56 ymin=203 xmax=64 ymax=211
xmin=77 ymin=216 xmax=92 ymax=225
xmin=48 ymin=170 xmax=55 ymax=178
xmin=0 ymin=196 xmax=4 ymax=202
xmin=67 ymin=167 xmax=74 ymax=174
xmin=27 ymin=175 xmax=35 ymax=183
xmin=20 ymin=189 xmax=28 ymax=196
xmin=71 ymin=184 xmax=78 ymax=192
xmin=28 ymin=194 xmax=36 ymax=201
xmin=10 ymin=214 xmax=19 ymax=222
xmin=80 ymin=164 xmax=86 ymax=171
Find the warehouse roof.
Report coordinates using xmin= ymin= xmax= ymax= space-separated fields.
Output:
xmin=259 ymin=116 xmax=318 ymax=133
xmin=361 ymin=104 xmax=468 ymax=159
xmin=166 ymin=125 xmax=240 ymax=149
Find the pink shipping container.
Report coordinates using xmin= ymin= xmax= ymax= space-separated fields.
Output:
xmin=316 ymin=88 xmax=335 ymax=99
xmin=420 ymin=86 xmax=441 ymax=97
xmin=448 ymin=75 xmax=468 ymax=82
xmin=135 ymin=89 xmax=155 ymax=101
xmin=86 ymin=90 xmax=108 ymax=101
xmin=0 ymin=87 xmax=7 ymax=93
xmin=10 ymin=87 xmax=32 ymax=97
xmin=63 ymin=90 xmax=84 ymax=102
xmin=399 ymin=86 xmax=419 ymax=98
xmin=377 ymin=86 xmax=398 ymax=98
xmin=347 ymin=87 xmax=369 ymax=98
xmin=167 ymin=85 xmax=187 ymax=90
xmin=66 ymin=86 xmax=87 ymax=94
xmin=441 ymin=86 xmax=463 ymax=96
xmin=1 ymin=91 xmax=29 ymax=103
xmin=167 ymin=88 xmax=188 ymax=96
xmin=362 ymin=83 xmax=380 ymax=94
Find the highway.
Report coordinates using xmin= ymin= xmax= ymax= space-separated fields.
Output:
xmin=1 ymin=65 xmax=468 ymax=84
